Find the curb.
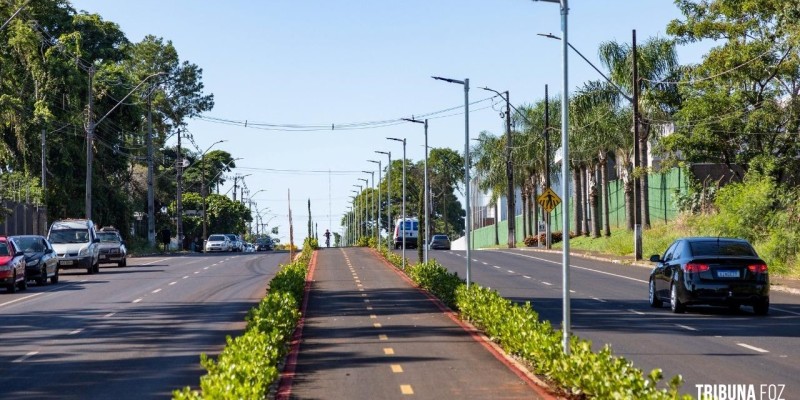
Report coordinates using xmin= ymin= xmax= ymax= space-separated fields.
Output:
xmin=368 ymin=248 xmax=561 ymax=400
xmin=275 ymin=250 xmax=318 ymax=400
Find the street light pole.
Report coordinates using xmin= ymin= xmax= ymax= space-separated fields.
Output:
xmin=376 ymin=151 xmax=391 ymax=250
xmin=358 ymin=178 xmax=369 ymax=240
xmin=368 ymin=160 xmax=382 ymax=249
xmin=200 ymin=140 xmax=226 ymax=247
xmin=363 ymin=170 xmax=376 ymax=246
xmin=402 ymin=118 xmax=431 ymax=263
xmin=432 ymin=76 xmax=471 ymax=288
xmin=387 ymin=137 xmax=407 ymax=270
xmin=533 ymin=0 xmax=571 ymax=355
xmin=481 ymin=88 xmax=516 ymax=249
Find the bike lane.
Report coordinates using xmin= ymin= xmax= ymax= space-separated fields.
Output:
xmin=278 ymin=247 xmax=553 ymax=400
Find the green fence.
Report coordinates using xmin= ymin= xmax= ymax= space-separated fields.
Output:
xmin=470 ymin=167 xmax=690 ymax=248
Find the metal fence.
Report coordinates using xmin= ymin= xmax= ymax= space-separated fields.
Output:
xmin=0 ymin=200 xmax=48 ymax=236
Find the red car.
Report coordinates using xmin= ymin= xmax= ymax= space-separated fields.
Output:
xmin=0 ymin=236 xmax=27 ymax=293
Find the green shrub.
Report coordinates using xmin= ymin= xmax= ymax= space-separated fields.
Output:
xmin=407 ymin=260 xmax=464 ymax=309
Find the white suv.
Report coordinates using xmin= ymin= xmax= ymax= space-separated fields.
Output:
xmin=47 ymin=219 xmax=101 ymax=274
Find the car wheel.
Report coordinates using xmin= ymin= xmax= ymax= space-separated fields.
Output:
xmin=670 ymin=283 xmax=685 ymax=313
xmin=37 ymin=266 xmax=48 ymax=286
xmin=753 ymin=299 xmax=769 ymax=316
xmin=51 ymin=268 xmax=59 ymax=284
xmin=649 ymin=279 xmax=662 ymax=308
xmin=118 ymin=258 xmax=126 ymax=268
xmin=93 ymin=262 xmax=100 ymax=274
xmin=19 ymin=276 xmax=27 ymax=291
xmin=7 ymin=273 xmax=16 ymax=293
xmin=86 ymin=265 xmax=94 ymax=274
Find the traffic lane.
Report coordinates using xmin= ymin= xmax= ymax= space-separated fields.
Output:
xmin=290 ymin=248 xmax=543 ymax=399
xmin=0 ymin=252 xmax=285 ymax=399
xmin=429 ymin=249 xmax=800 ymax=396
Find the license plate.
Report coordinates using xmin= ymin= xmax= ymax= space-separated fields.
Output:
xmin=717 ymin=270 xmax=740 ymax=278
xmin=61 ymin=260 xmax=74 ymax=266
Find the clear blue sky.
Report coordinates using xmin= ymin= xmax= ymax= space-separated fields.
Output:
xmin=71 ymin=0 xmax=711 ymax=244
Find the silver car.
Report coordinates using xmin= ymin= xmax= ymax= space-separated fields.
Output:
xmin=205 ymin=234 xmax=230 ymax=252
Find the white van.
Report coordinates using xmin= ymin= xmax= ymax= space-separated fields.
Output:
xmin=393 ymin=217 xmax=419 ymax=249
xmin=47 ymin=219 xmax=101 ymax=274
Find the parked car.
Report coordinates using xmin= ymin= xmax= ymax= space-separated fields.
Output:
xmin=0 ymin=236 xmax=27 ymax=293
xmin=97 ymin=227 xmax=127 ymax=267
xmin=255 ymin=237 xmax=274 ymax=251
xmin=648 ymin=237 xmax=769 ymax=315
xmin=429 ymin=234 xmax=451 ymax=250
xmin=11 ymin=235 xmax=58 ymax=285
xmin=225 ymin=234 xmax=243 ymax=252
xmin=243 ymin=243 xmax=255 ymax=252
xmin=47 ymin=219 xmax=101 ymax=275
xmin=205 ymin=234 xmax=231 ymax=252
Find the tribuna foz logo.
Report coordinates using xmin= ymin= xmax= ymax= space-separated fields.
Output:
xmin=695 ymin=384 xmax=786 ymax=400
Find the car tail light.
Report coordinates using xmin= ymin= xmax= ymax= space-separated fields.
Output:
xmin=747 ymin=263 xmax=768 ymax=273
xmin=685 ymin=263 xmax=709 ymax=273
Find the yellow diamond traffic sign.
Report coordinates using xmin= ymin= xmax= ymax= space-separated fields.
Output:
xmin=537 ymin=187 xmax=561 ymax=213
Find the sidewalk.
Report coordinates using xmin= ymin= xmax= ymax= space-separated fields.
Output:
xmin=512 ymin=246 xmax=800 ymax=296
xmin=278 ymin=247 xmax=553 ymax=400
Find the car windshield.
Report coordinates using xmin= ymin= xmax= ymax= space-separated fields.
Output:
xmin=690 ymin=240 xmax=756 ymax=257
xmin=97 ymin=232 xmax=120 ymax=243
xmin=14 ymin=237 xmax=44 ymax=253
xmin=226 ymin=234 xmax=237 ymax=241
xmin=433 ymin=235 xmax=448 ymax=240
xmin=49 ymin=229 xmax=90 ymax=244
xmin=209 ymin=235 xmax=225 ymax=241
xmin=0 ymin=242 xmax=9 ymax=256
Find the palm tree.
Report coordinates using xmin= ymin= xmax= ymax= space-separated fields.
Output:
xmin=472 ymin=131 xmax=506 ymax=246
xmin=598 ymin=36 xmax=678 ymax=229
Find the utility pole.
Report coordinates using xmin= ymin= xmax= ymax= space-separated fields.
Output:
xmin=632 ymin=29 xmax=642 ymax=260
xmin=545 ymin=85 xmax=552 ymax=249
xmin=233 ymin=176 xmax=238 ymax=201
xmin=147 ymin=92 xmax=155 ymax=246
xmin=85 ymin=66 xmax=95 ymax=220
xmin=504 ymin=91 xmax=515 ymax=249
xmin=176 ymin=129 xmax=184 ymax=250
xmin=41 ymin=128 xmax=46 ymax=232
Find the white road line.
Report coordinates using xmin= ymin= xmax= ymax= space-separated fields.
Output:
xmin=592 ymin=297 xmax=607 ymax=303
xmin=140 ymin=257 xmax=170 ymax=266
xmin=104 ymin=312 xmax=116 ymax=318
xmin=203 ymin=267 xmax=209 ymax=270
xmin=481 ymin=261 xmax=488 ymax=265
xmin=194 ymin=271 xmax=200 ymax=274
xmin=69 ymin=328 xmax=83 ymax=335
xmin=569 ymin=290 xmax=576 ymax=293
xmin=542 ymin=281 xmax=553 ymax=286
xmin=676 ymin=324 xmax=697 ymax=331
xmin=737 ymin=343 xmax=769 ymax=353
xmin=493 ymin=265 xmax=500 ymax=269
xmin=169 ymin=282 xmax=177 ymax=286
xmin=509 ymin=252 xmax=648 ymax=283
xmin=508 ymin=270 xmax=515 ymax=274
xmin=628 ymin=309 xmax=645 ymax=315
xmin=771 ymin=306 xmax=800 ymax=316
xmin=183 ymin=276 xmax=189 ymax=279
xmin=132 ymin=298 xmax=142 ymax=303
xmin=13 ymin=351 xmax=38 ymax=363
xmin=152 ymin=289 xmax=162 ymax=294
xmin=0 ymin=293 xmax=44 ymax=308
xmin=523 ymin=275 xmax=531 ymax=279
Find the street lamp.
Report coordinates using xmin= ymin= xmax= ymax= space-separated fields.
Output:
xmin=375 ymin=150 xmax=392 ymax=250
xmin=532 ymin=0 xmax=572 ymax=355
xmin=247 ymin=189 xmax=266 ymax=235
xmin=432 ymin=75 xmax=471 ymax=288
xmin=387 ymin=137 xmax=407 ymax=270
xmin=358 ymin=178 xmax=370 ymax=240
xmin=480 ymin=87 xmax=516 ymax=249
xmin=200 ymin=140 xmax=226 ymax=246
xmin=402 ymin=117 xmax=431 ymax=263
xmin=367 ymin=159 xmax=382 ymax=249
xmin=352 ymin=186 xmax=363 ymax=239
xmin=362 ymin=170 xmax=376 ymax=246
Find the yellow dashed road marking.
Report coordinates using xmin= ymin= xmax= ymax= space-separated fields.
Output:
xmin=373 ymin=323 xmax=382 ymax=328
xmin=366 ymin=306 xmax=373 ymax=310
xmin=370 ymin=314 xmax=377 ymax=319
xmin=400 ymin=385 xmax=414 ymax=395
xmin=379 ymin=334 xmax=388 ymax=341
xmin=391 ymin=364 xmax=403 ymax=373
xmin=383 ymin=348 xmax=394 ymax=355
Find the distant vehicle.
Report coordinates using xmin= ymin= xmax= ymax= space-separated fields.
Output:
xmin=47 ymin=219 xmax=101 ymax=275
xmin=393 ymin=217 xmax=419 ymax=249
xmin=429 ymin=234 xmax=451 ymax=250
xmin=97 ymin=227 xmax=127 ymax=267
xmin=255 ymin=237 xmax=274 ymax=251
xmin=225 ymin=234 xmax=243 ymax=252
xmin=649 ymin=237 xmax=769 ymax=315
xmin=11 ymin=235 xmax=59 ymax=285
xmin=243 ymin=243 xmax=255 ymax=252
xmin=205 ymin=234 xmax=231 ymax=252
xmin=0 ymin=236 xmax=27 ymax=293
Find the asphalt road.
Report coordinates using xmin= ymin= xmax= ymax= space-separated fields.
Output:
xmin=423 ymin=248 xmax=800 ymax=398
xmin=0 ymin=251 xmax=288 ymax=399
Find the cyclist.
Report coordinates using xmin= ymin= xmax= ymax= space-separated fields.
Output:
xmin=324 ymin=229 xmax=331 ymax=248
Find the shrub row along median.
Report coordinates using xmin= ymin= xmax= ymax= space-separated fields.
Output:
xmin=375 ymin=246 xmax=692 ymax=400
xmin=173 ymin=241 xmax=315 ymax=400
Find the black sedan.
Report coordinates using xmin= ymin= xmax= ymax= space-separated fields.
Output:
xmin=429 ymin=234 xmax=451 ymax=250
xmin=12 ymin=235 xmax=59 ymax=285
xmin=648 ymin=237 xmax=769 ymax=315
